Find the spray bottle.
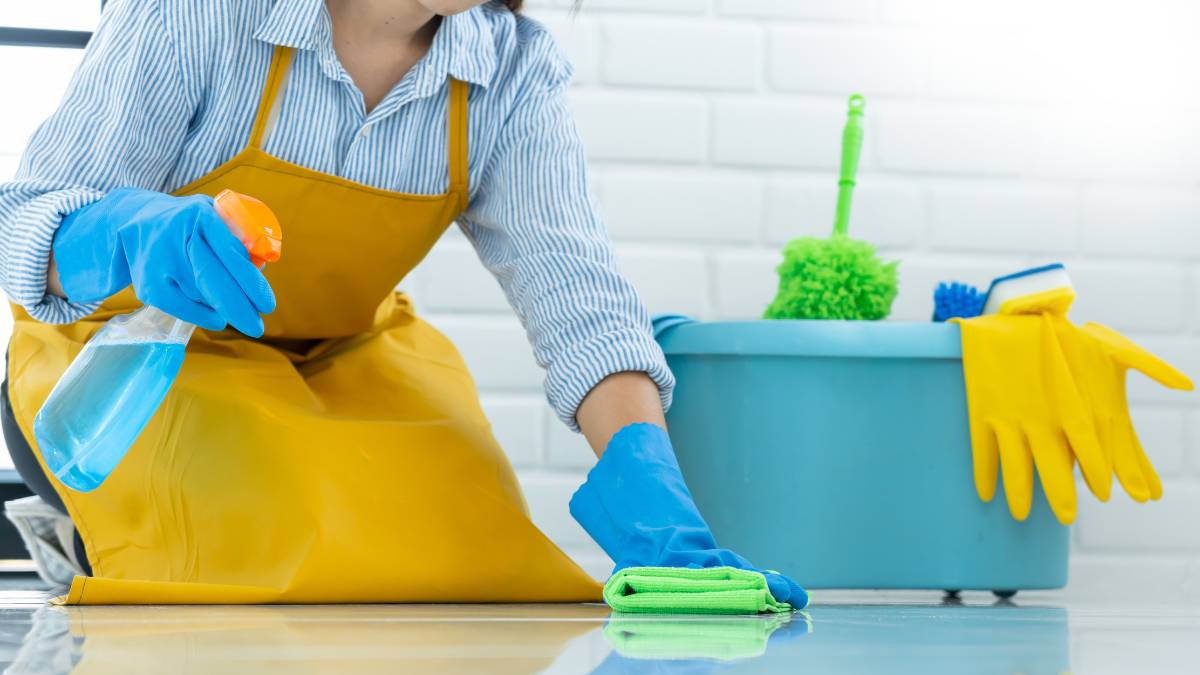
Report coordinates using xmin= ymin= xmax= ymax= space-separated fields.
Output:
xmin=34 ymin=190 xmax=282 ymax=492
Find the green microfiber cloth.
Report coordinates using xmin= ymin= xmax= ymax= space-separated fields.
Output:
xmin=603 ymin=613 xmax=798 ymax=662
xmin=603 ymin=567 xmax=794 ymax=615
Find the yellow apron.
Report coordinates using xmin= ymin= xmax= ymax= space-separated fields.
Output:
xmin=7 ymin=46 xmax=602 ymax=605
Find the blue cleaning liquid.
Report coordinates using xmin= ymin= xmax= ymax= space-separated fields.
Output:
xmin=34 ymin=341 xmax=187 ymax=492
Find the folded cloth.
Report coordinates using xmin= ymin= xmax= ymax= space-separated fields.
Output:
xmin=604 ymin=566 xmax=794 ymax=615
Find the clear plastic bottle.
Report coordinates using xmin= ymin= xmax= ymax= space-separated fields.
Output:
xmin=34 ymin=190 xmax=282 ymax=492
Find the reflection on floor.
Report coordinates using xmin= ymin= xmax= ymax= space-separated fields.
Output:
xmin=0 ymin=577 xmax=1196 ymax=674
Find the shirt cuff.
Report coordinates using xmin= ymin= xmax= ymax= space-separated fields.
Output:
xmin=545 ymin=328 xmax=676 ymax=432
xmin=5 ymin=188 xmax=105 ymax=324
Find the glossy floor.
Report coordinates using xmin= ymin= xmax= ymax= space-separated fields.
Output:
xmin=0 ymin=582 xmax=1196 ymax=673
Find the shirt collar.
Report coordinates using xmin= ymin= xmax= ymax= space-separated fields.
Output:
xmin=253 ymin=0 xmax=326 ymax=51
xmin=253 ymin=0 xmax=497 ymax=90
xmin=438 ymin=9 xmax=498 ymax=90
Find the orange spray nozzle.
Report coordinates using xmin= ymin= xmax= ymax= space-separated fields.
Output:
xmin=212 ymin=189 xmax=283 ymax=267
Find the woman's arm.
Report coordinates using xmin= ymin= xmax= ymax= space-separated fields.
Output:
xmin=468 ymin=22 xmax=805 ymax=604
xmin=457 ymin=22 xmax=674 ymax=440
xmin=576 ymin=371 xmax=667 ymax=457
xmin=46 ymin=256 xmax=64 ymax=298
xmin=0 ymin=0 xmax=196 ymax=322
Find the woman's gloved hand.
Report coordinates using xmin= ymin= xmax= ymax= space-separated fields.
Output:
xmin=569 ymin=423 xmax=808 ymax=608
xmin=53 ymin=188 xmax=276 ymax=337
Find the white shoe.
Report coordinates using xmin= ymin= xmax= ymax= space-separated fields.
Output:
xmin=4 ymin=496 xmax=86 ymax=589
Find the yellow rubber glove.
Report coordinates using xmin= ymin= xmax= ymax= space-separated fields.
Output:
xmin=980 ymin=279 xmax=1193 ymax=507
xmin=1052 ymin=321 xmax=1193 ymax=502
xmin=988 ymin=283 xmax=1108 ymax=499
xmin=953 ymin=313 xmax=1102 ymax=525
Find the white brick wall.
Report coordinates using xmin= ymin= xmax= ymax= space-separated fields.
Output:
xmin=600 ymin=169 xmax=761 ymax=243
xmin=720 ymin=0 xmax=878 ymax=23
xmin=928 ymin=183 xmax=1079 ymax=254
xmin=2 ymin=1 xmax=1198 ymax=599
xmin=601 ymin=20 xmax=761 ymax=91
xmin=712 ymin=99 xmax=848 ymax=168
xmin=568 ymin=91 xmax=708 ymax=162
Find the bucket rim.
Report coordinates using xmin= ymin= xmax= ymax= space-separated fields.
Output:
xmin=656 ymin=320 xmax=963 ymax=359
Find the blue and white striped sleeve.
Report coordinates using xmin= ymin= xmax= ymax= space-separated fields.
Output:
xmin=0 ymin=0 xmax=195 ymax=324
xmin=458 ymin=30 xmax=675 ymax=431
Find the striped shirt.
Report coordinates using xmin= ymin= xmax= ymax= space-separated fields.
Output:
xmin=0 ymin=0 xmax=673 ymax=429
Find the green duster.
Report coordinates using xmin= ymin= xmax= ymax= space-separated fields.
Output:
xmin=764 ymin=95 xmax=898 ymax=321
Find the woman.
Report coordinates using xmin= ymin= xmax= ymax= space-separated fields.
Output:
xmin=0 ymin=0 xmax=805 ymax=606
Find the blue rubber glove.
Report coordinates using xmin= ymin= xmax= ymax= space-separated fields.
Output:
xmin=53 ymin=188 xmax=275 ymax=336
xmin=570 ymin=423 xmax=809 ymax=608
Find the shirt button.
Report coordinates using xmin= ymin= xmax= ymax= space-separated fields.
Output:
xmin=360 ymin=127 xmax=371 ymax=138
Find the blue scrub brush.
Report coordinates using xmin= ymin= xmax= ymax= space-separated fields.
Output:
xmin=932 ymin=263 xmax=1075 ymax=321
xmin=932 ymin=282 xmax=986 ymax=322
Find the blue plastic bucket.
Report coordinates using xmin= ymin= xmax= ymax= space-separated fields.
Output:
xmin=657 ymin=320 xmax=1069 ymax=592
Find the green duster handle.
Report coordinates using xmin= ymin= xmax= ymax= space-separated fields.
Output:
xmin=833 ymin=94 xmax=865 ymax=237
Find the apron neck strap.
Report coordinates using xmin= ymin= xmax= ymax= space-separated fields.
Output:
xmin=447 ymin=78 xmax=469 ymax=192
xmin=248 ymin=46 xmax=469 ymax=194
xmin=249 ymin=46 xmax=296 ymax=150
